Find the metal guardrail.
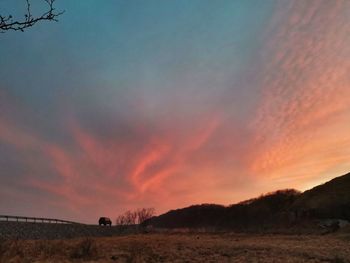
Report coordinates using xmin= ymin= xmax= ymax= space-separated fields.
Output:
xmin=0 ymin=215 xmax=83 ymax=224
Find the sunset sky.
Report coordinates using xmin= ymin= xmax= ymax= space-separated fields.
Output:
xmin=0 ymin=0 xmax=350 ymax=224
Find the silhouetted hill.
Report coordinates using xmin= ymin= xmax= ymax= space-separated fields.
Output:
xmin=144 ymin=189 xmax=301 ymax=230
xmin=225 ymin=189 xmax=300 ymax=229
xmin=292 ymin=172 xmax=350 ymax=220
xmin=143 ymin=172 xmax=350 ymax=230
xmin=145 ymin=204 xmax=226 ymax=229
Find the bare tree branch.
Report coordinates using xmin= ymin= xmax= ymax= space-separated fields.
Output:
xmin=0 ymin=0 xmax=64 ymax=33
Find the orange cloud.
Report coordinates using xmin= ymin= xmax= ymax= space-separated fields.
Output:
xmin=19 ymin=112 xmax=225 ymax=221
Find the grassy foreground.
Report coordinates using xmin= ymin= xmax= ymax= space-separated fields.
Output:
xmin=1 ymin=232 xmax=350 ymax=262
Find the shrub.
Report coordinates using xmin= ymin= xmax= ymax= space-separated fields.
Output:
xmin=70 ymin=238 xmax=97 ymax=259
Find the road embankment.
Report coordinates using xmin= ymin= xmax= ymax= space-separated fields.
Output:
xmin=0 ymin=221 xmax=137 ymax=240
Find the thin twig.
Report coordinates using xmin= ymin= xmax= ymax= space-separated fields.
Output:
xmin=0 ymin=0 xmax=64 ymax=33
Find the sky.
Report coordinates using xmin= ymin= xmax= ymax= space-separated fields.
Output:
xmin=0 ymin=0 xmax=349 ymax=224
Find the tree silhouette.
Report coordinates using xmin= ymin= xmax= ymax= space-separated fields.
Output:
xmin=136 ymin=208 xmax=155 ymax=224
xmin=0 ymin=0 xmax=63 ymax=33
xmin=115 ymin=208 xmax=155 ymax=226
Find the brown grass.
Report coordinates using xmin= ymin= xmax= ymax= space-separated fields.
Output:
xmin=0 ymin=233 xmax=350 ymax=262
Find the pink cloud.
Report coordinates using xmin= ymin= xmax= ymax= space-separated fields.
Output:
xmin=249 ymin=0 xmax=350 ymax=184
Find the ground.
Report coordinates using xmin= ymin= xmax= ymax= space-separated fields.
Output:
xmin=1 ymin=232 xmax=350 ymax=262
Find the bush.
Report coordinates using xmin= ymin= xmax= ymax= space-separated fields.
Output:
xmin=70 ymin=238 xmax=97 ymax=259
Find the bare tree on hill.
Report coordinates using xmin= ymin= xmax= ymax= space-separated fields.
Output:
xmin=0 ymin=0 xmax=63 ymax=33
xmin=115 ymin=208 xmax=155 ymax=226
xmin=136 ymin=208 xmax=155 ymax=224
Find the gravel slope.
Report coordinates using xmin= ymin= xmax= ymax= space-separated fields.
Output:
xmin=0 ymin=221 xmax=137 ymax=240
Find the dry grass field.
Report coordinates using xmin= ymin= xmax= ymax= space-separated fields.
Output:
xmin=1 ymin=232 xmax=350 ymax=263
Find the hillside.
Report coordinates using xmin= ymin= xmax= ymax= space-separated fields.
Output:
xmin=144 ymin=172 xmax=350 ymax=230
xmin=143 ymin=204 xmax=227 ymax=229
xmin=0 ymin=221 xmax=137 ymax=240
xmin=292 ymin=172 xmax=350 ymax=220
